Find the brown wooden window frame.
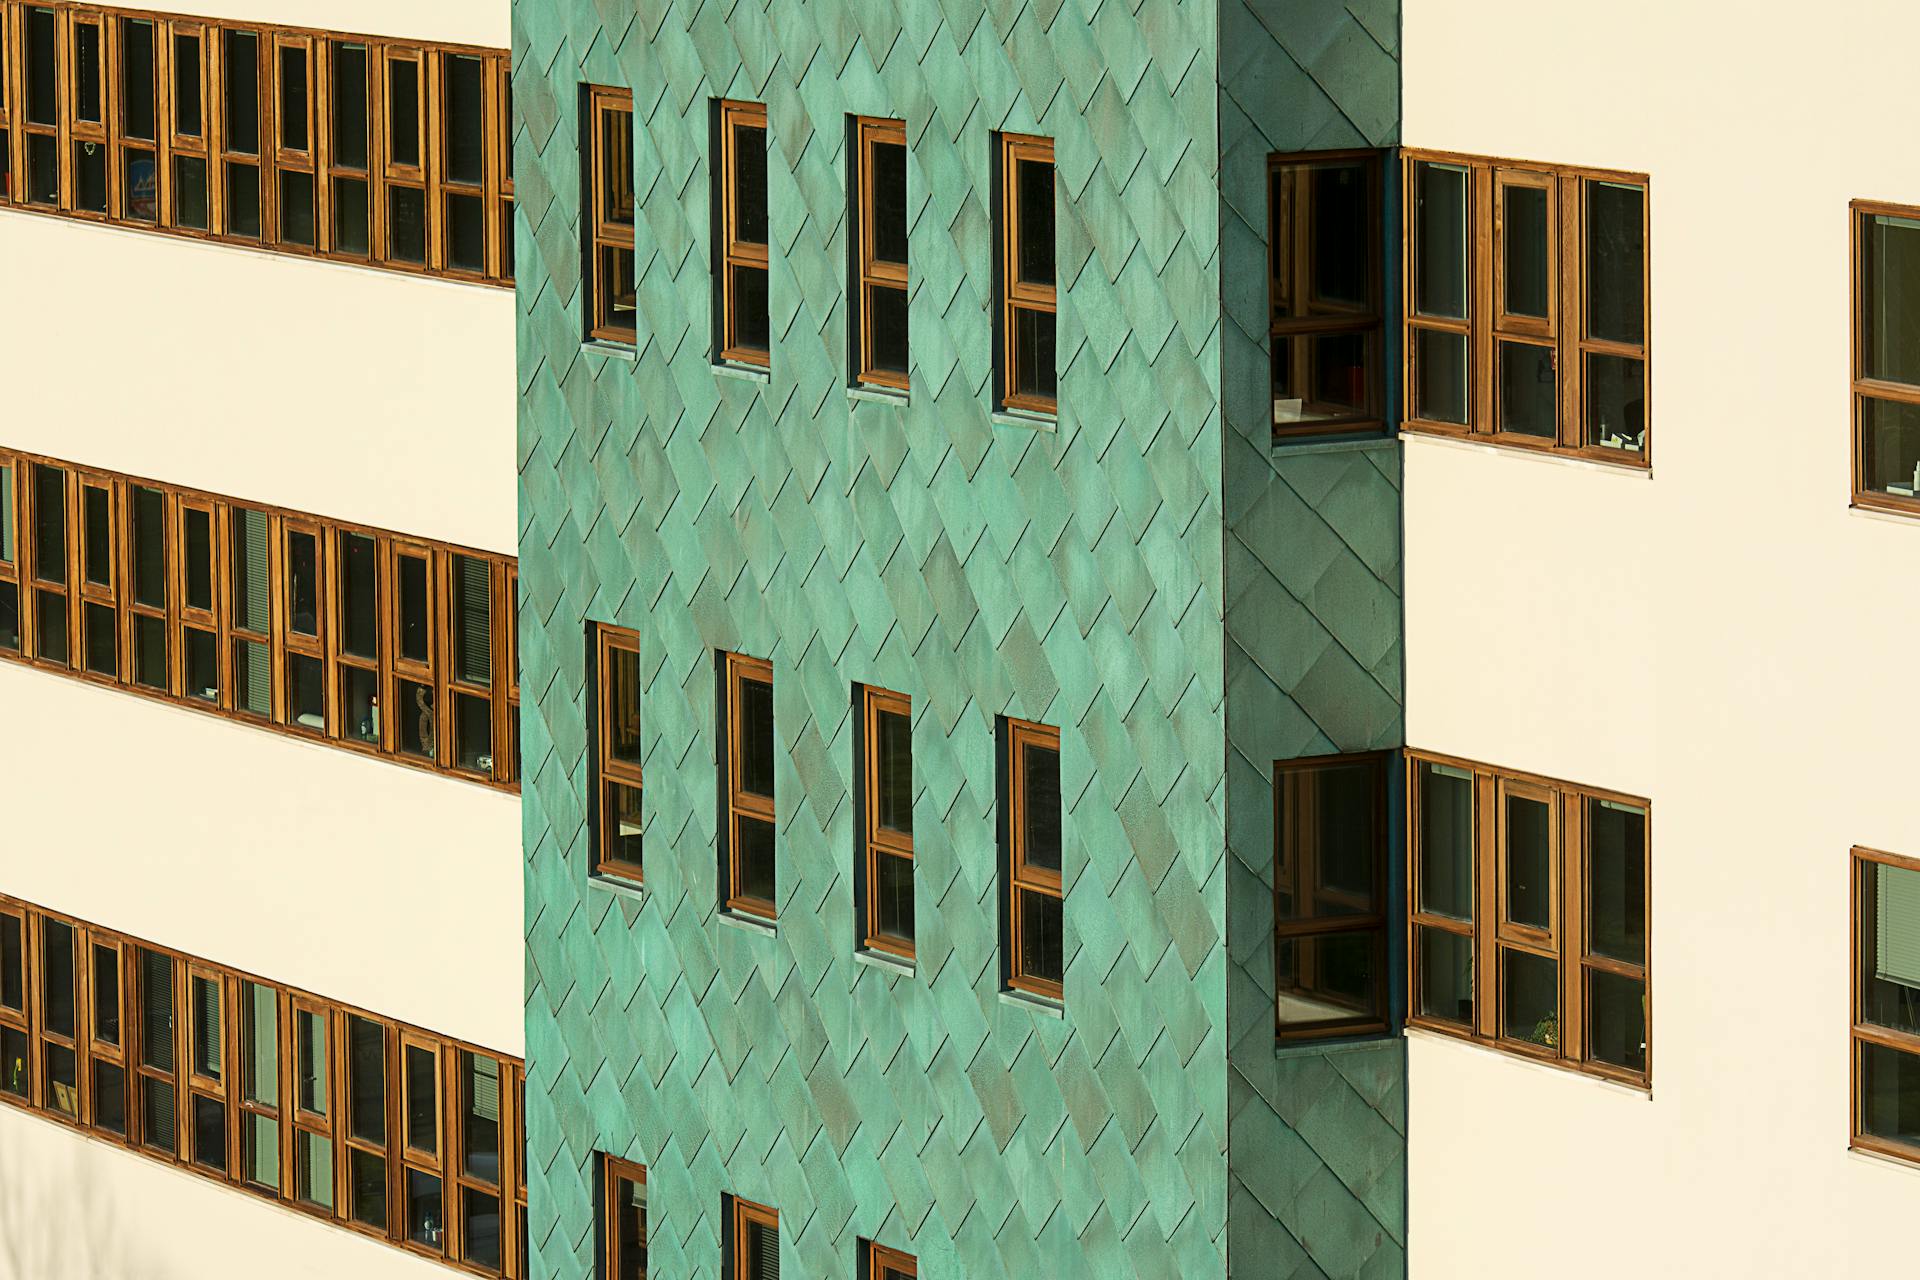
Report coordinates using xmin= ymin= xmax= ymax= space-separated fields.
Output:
xmin=0 ymin=460 xmax=19 ymax=657
xmin=1272 ymin=751 xmax=1391 ymax=1042
xmin=0 ymin=445 xmax=520 ymax=790
xmin=601 ymin=1153 xmax=648 ymax=1279
xmin=451 ymin=1047 xmax=515 ymax=1275
xmin=0 ymin=0 xmax=512 ymax=284
xmin=715 ymin=98 xmax=769 ymax=368
xmin=996 ymin=131 xmax=1056 ymax=416
xmin=584 ymin=84 xmax=635 ymax=345
xmin=1851 ymin=845 xmax=1920 ymax=1166
xmin=1849 ymin=199 xmax=1920 ymax=517
xmin=726 ymin=1194 xmax=779 ymax=1280
xmin=1267 ymin=149 xmax=1386 ymax=441
xmin=719 ymin=650 xmax=777 ymax=920
xmin=851 ymin=115 xmax=908 ymax=392
xmin=856 ymin=684 xmax=913 ymax=960
xmin=1401 ymin=149 xmax=1651 ymax=466
xmin=1405 ymin=750 xmax=1651 ymax=1088
xmin=1003 ymin=716 xmax=1064 ymax=1002
xmin=33 ymin=913 xmax=81 ymax=1125
xmin=592 ymin=623 xmax=645 ymax=884
xmin=865 ymin=1240 xmax=917 ymax=1279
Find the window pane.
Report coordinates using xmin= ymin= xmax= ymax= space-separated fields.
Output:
xmin=45 ymin=1043 xmax=77 ymax=1117
xmin=1017 ymin=888 xmax=1063 ymax=987
xmin=25 ymin=8 xmax=56 ymax=125
xmin=93 ymin=1061 xmax=126 ymax=1133
xmin=0 ymin=466 xmax=13 ymax=564
xmin=407 ymin=1169 xmax=444 ymax=1247
xmin=280 ymin=170 xmax=316 ymax=246
xmin=130 ymin=486 xmax=165 ymax=607
xmin=606 ymin=641 xmax=643 ymax=766
xmin=0 ymin=585 xmax=16 ymax=654
xmin=738 ymin=674 xmax=775 ymax=798
xmin=730 ymin=265 xmax=770 ymax=352
xmin=1014 ymin=155 xmax=1054 ymax=286
xmin=141 ymin=1075 xmax=175 ymax=1152
xmin=872 ymin=851 xmax=913 ymax=945
xmin=348 ymin=1016 xmax=385 ymax=1144
xmin=1588 ymin=799 xmax=1647 ymax=964
xmin=224 ymin=32 xmax=259 ymax=154
xmin=297 ymin=1128 xmax=334 ymax=1208
xmin=0 ymin=916 xmax=21 ymax=1011
xmin=245 ymin=1111 xmax=279 ymax=1189
xmin=242 ymin=981 xmax=277 ymax=1107
xmin=1862 ymin=396 xmax=1920 ymax=499
xmin=732 ymin=122 xmax=766 ymax=244
xmin=398 ymin=679 xmax=437 ymax=759
xmin=0 ymin=1026 xmax=28 ymax=1099
xmin=25 ymin=133 xmax=57 ymax=206
xmin=462 ymin=1052 xmax=501 ymax=1182
xmin=871 ymin=137 xmax=907 ymax=265
xmin=405 ymin=1044 xmax=437 ymax=1153
xmin=185 ymin=627 xmax=219 ymax=702
xmin=41 ymin=919 xmax=74 ymax=1038
xmin=81 ymin=486 xmax=110 ymax=586
xmin=331 ymin=44 xmax=369 ymax=170
xmin=1864 ymin=859 xmax=1920 ymax=1038
xmin=351 ymin=1148 xmax=387 ymax=1227
xmin=604 ymin=781 xmax=644 ymax=869
xmin=1417 ymin=763 xmax=1473 ymax=919
xmin=123 ymin=21 xmax=158 ymax=140
xmin=1503 ymin=793 xmax=1551 ymax=931
xmin=1417 ymin=926 xmax=1473 ymax=1025
xmin=183 ymin=507 xmax=213 ymax=611
xmin=867 ymin=285 xmax=909 ymax=377
xmin=744 ymin=1216 xmax=779 ymax=1278
xmin=1502 ymin=183 xmax=1550 ymax=319
xmin=74 ymin=140 xmax=108 ymax=213
xmin=91 ymin=944 xmax=120 ymax=1044
xmin=398 ymin=553 xmax=430 ymax=663
xmin=338 ymin=532 xmax=378 ymax=659
xmin=1309 ymin=161 xmax=1369 ymax=309
xmin=33 ymin=465 xmax=66 ymax=585
xmin=124 ymin=147 xmax=159 ymax=221
xmin=1861 ymin=1042 xmax=1920 ymax=1153
xmin=1020 ymin=739 xmax=1061 ymax=874
xmin=1414 ymin=328 xmax=1469 ymax=425
xmin=600 ymin=106 xmax=634 ymax=226
xmin=191 ymin=973 xmax=222 ymax=1080
xmin=172 ymin=33 xmax=203 ymax=136
xmin=453 ymin=554 xmax=491 ymax=686
xmin=231 ymin=508 xmax=270 ymax=631
xmin=1414 ymin=162 xmax=1469 ymax=320
xmin=83 ymin=602 xmax=117 ymax=677
xmin=1586 ymin=353 xmax=1646 ymax=453
xmin=1863 ymin=213 xmax=1920 ymax=386
xmin=296 ymin=1008 xmax=328 ymax=1115
xmin=463 ymin=1188 xmax=502 ymax=1267
xmin=1276 ymin=929 xmax=1380 ymax=1027
xmin=140 ymin=949 xmax=174 ymax=1072
xmin=286 ymin=530 xmax=319 ymax=636
xmin=1273 ymin=332 xmax=1372 ymax=426
xmin=1587 ymin=970 xmax=1645 ymax=1073
xmin=279 ymin=44 xmax=308 ymax=151
xmin=1276 ymin=760 xmax=1376 ymax=919
xmin=454 ymin=693 xmax=492 ymax=771
xmin=446 ymin=55 xmax=485 ymax=185
xmin=73 ymin=21 xmax=102 ymax=122
xmin=174 ymin=155 xmax=209 ymax=228
xmin=388 ymin=58 xmax=421 ymax=167
xmin=35 ymin=589 xmax=68 ymax=666
xmin=192 ymin=1092 xmax=226 ymax=1169
xmin=1501 ymin=949 xmax=1558 ymax=1049
xmin=613 ymin=1174 xmax=647 ymax=1280
xmin=448 ymin=193 xmax=486 ymax=271
xmin=600 ymin=246 xmax=638 ymax=334
xmin=233 ymin=638 xmax=271 ymax=716
xmin=1586 ymin=182 xmax=1644 ymax=345
xmin=736 ymin=816 xmax=776 ymax=905
xmin=1498 ymin=341 xmax=1556 ymax=438
xmin=1011 ymin=307 xmax=1055 ymax=403
xmin=874 ymin=706 xmax=912 ymax=836
xmin=133 ymin=614 xmax=166 ymax=689
xmin=390 ymin=184 xmax=427 ymax=262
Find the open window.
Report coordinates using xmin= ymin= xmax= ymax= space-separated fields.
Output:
xmin=1267 ymin=151 xmax=1384 ymax=439
xmin=1272 ymin=752 xmax=1389 ymax=1040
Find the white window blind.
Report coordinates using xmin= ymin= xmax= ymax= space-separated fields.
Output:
xmin=1877 ymin=861 xmax=1920 ymax=989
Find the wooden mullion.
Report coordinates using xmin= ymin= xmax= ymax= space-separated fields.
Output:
xmin=1470 ymin=769 xmax=1497 ymax=1040
xmin=1559 ymin=789 xmax=1586 ymax=1065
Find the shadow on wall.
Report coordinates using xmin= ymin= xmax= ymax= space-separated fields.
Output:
xmin=0 ymin=1128 xmax=178 ymax=1280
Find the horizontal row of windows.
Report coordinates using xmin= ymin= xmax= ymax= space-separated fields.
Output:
xmin=0 ymin=449 xmax=521 ymax=790
xmin=588 ymin=627 xmax=1066 ymax=1001
xmin=0 ymin=895 xmax=530 ymax=1277
xmin=598 ymin=1156 xmax=914 ymax=1280
xmin=583 ymin=89 xmax=1058 ymax=416
xmin=0 ymin=0 xmax=514 ymax=284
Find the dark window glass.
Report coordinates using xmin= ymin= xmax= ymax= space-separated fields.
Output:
xmin=1587 ymin=181 xmax=1645 ymax=345
xmin=172 ymin=33 xmax=203 ymax=136
xmin=1017 ymin=891 xmax=1062 ymax=988
xmin=1860 ymin=1043 xmax=1920 ymax=1151
xmin=452 ymin=554 xmax=491 ymax=686
xmin=398 ymin=679 xmax=436 ymax=760
xmin=139 ymin=949 xmax=174 ymax=1072
xmin=279 ymin=44 xmax=309 ymax=151
xmin=82 ymin=486 xmax=110 ymax=586
xmin=390 ymin=185 xmax=426 ymax=262
xmin=340 ymin=533 xmax=377 ymax=659
xmin=607 ymin=644 xmax=642 ymax=767
xmin=389 ymin=58 xmax=421 ymax=167
xmin=462 ymin=1052 xmax=501 ymax=1182
xmin=183 ymin=507 xmax=213 ymax=610
xmin=122 ymin=21 xmax=157 ymax=141
xmin=744 ymin=1215 xmax=779 ymax=1278
xmin=1418 ymin=762 xmax=1474 ymax=920
xmin=91 ymin=944 xmax=120 ymax=1043
xmin=448 ymin=194 xmax=485 ymax=271
xmin=1414 ymin=162 xmax=1469 ymax=320
xmin=1020 ymin=740 xmax=1060 ymax=874
xmin=224 ymin=32 xmax=259 ymax=154
xmin=1503 ymin=794 xmax=1552 ymax=930
xmin=1502 ymin=949 xmax=1559 ymax=1048
xmin=83 ymin=602 xmax=116 ymax=677
xmin=1862 ymin=860 xmax=1920 ymax=1039
xmin=1863 ymin=212 xmax=1920 ymax=388
xmin=33 ymin=464 xmax=66 ymax=585
xmin=398 ymin=553 xmax=430 ymax=663
xmin=334 ymin=176 xmax=371 ymax=255
xmin=1587 ymin=970 xmax=1646 ymax=1073
xmin=872 ymin=852 xmax=913 ymax=944
xmin=42 ymin=920 xmax=74 ymax=1038
xmin=736 ymin=817 xmax=776 ymax=904
xmin=142 ymin=1075 xmax=175 ymax=1152
xmin=407 ymin=1169 xmax=443 ymax=1246
xmin=874 ymin=706 xmax=911 ymax=836
xmin=1502 ymin=184 xmax=1550 ymax=319
xmin=73 ymin=21 xmax=103 ymax=122
xmin=1498 ymin=341 xmax=1556 ymax=438
xmin=871 ymin=138 xmax=907 ymax=265
xmin=226 ymin=162 xmax=261 ymax=238
xmin=446 ymin=55 xmax=484 ymax=185
xmin=612 ymin=1172 xmax=647 ymax=1280
xmin=733 ymin=122 xmax=767 ymax=244
xmin=279 ymin=170 xmax=315 ymax=246
xmin=287 ymin=531 xmax=319 ymax=637
xmin=732 ymin=266 xmax=770 ymax=351
xmin=350 ymin=1148 xmax=387 ymax=1228
xmin=241 ymin=982 xmax=276 ymax=1107
xmin=131 ymin=487 xmax=166 ymax=608
xmin=93 ymin=1061 xmax=126 ymax=1133
xmin=0 ymin=916 xmax=21 ymax=1011
xmin=1588 ymin=800 xmax=1647 ymax=963
xmin=1011 ymin=307 xmax=1055 ymax=402
xmin=174 ymin=156 xmax=209 ymax=229
xmin=190 ymin=973 xmax=221 ymax=1080
xmin=331 ymin=44 xmax=369 ymax=170
xmin=295 ymin=1008 xmax=327 ymax=1115
xmin=1308 ymin=162 xmax=1367 ymax=309
xmin=1015 ymin=156 xmax=1054 ymax=285
xmin=405 ymin=1044 xmax=437 ymax=1153
xmin=26 ymin=9 xmax=57 ymax=125
xmin=601 ymin=107 xmax=634 ymax=225
xmin=35 ymin=589 xmax=67 ymax=666
xmin=348 ymin=1016 xmax=385 ymax=1144
xmin=25 ymin=134 xmax=57 ymax=205
xmin=738 ymin=674 xmax=774 ymax=798
xmin=868 ymin=287 xmax=908 ymax=377
xmin=192 ymin=1093 xmax=226 ymax=1169
xmin=74 ymin=140 xmax=108 ymax=213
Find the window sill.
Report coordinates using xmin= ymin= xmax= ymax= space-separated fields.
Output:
xmin=1401 ymin=425 xmax=1652 ymax=476
xmin=717 ymin=909 xmax=778 ymax=937
xmin=992 ymin=409 xmax=1056 ymax=434
xmin=587 ymin=873 xmax=647 ymax=905
xmin=849 ymin=384 xmax=908 ymax=407
xmin=713 ymin=360 xmax=770 ymax=385
xmin=1851 ymin=494 xmax=1920 ymax=523
xmin=1848 ymin=1141 xmax=1920 ymax=1177
xmin=1403 ymin=1025 xmax=1651 ymax=1098
xmin=998 ymin=988 xmax=1065 ymax=1020
xmin=852 ymin=948 xmax=915 ymax=978
xmin=1269 ymin=432 xmax=1398 ymax=459
xmin=1274 ymin=1030 xmax=1400 ymax=1060
xmin=584 ymin=339 xmax=638 ymax=362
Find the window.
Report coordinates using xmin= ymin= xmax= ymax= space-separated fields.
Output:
xmin=1406 ymin=752 xmax=1650 ymax=1084
xmin=1853 ymin=847 xmax=1920 ymax=1163
xmin=996 ymin=133 xmax=1056 ymax=414
xmin=1403 ymin=152 xmax=1649 ymax=461
xmin=864 ymin=1242 xmax=915 ymax=1279
xmin=1268 ymin=151 xmax=1384 ymax=439
xmin=585 ymin=86 xmax=637 ymax=343
xmin=715 ymin=99 xmax=769 ymax=366
xmin=720 ymin=652 xmax=777 ymax=918
xmin=0 ymin=447 xmax=520 ymax=790
xmin=852 ymin=117 xmax=908 ymax=390
xmin=0 ymin=2 xmax=512 ymax=283
xmin=602 ymin=1155 xmax=648 ymax=1279
xmin=1002 ymin=718 xmax=1063 ymax=1000
xmin=1852 ymin=201 xmax=1920 ymax=513
xmin=1273 ymin=752 xmax=1390 ymax=1040
xmin=0 ymin=894 xmax=529 ymax=1277
xmin=857 ymin=686 xmax=913 ymax=958
xmin=727 ymin=1196 xmax=779 ymax=1280
xmin=592 ymin=624 xmax=644 ymax=882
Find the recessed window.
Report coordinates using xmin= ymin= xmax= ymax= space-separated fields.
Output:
xmin=1273 ymin=752 xmax=1389 ymax=1040
xmin=38 ymin=918 xmax=78 ymax=1121
xmin=997 ymin=133 xmax=1056 ymax=414
xmin=727 ymin=1195 xmax=779 ymax=1280
xmin=593 ymin=624 xmax=645 ymax=883
xmin=1267 ymin=151 xmax=1384 ymax=439
xmin=0 ymin=907 xmax=27 ymax=1102
xmin=1853 ymin=202 xmax=1920 ymax=513
xmin=345 ymin=1014 xmax=391 ymax=1229
xmin=586 ymin=86 xmax=637 ymax=344
xmin=716 ymin=100 xmax=770 ymax=367
xmin=1404 ymin=152 xmax=1649 ymax=461
xmin=602 ymin=1155 xmax=648 ymax=1279
xmin=857 ymin=686 xmax=913 ymax=958
xmin=1407 ymin=752 xmax=1650 ymax=1084
xmin=456 ymin=1049 xmax=505 ymax=1270
xmin=1003 ymin=718 xmax=1063 ymax=1000
xmin=135 ymin=947 xmax=177 ymax=1155
xmin=852 ymin=117 xmax=908 ymax=390
xmin=720 ymin=652 xmax=777 ymax=919
xmin=865 ymin=1241 xmax=916 ymax=1279
xmin=1853 ymin=846 xmax=1920 ymax=1163
xmin=239 ymin=980 xmax=280 ymax=1191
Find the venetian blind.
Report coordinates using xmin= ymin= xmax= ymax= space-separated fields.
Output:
xmin=1877 ymin=861 xmax=1920 ymax=989
xmin=454 ymin=554 xmax=491 ymax=686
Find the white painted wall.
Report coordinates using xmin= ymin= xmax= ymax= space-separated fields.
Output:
xmin=90 ymin=0 xmax=506 ymax=52
xmin=1403 ymin=1 xmax=1920 ymax=1274
xmin=0 ymin=211 xmax=516 ymax=556
xmin=0 ymin=661 xmax=522 ymax=1057
xmin=0 ymin=1101 xmax=453 ymax=1280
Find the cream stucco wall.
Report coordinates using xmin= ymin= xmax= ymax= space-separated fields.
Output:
xmin=1403 ymin=1 xmax=1920 ymax=1275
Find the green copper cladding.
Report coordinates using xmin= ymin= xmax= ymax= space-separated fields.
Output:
xmin=511 ymin=0 xmax=1401 ymax=1274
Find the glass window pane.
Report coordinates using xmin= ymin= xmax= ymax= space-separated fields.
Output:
xmin=0 ymin=465 xmax=13 ymax=564
xmin=131 ymin=486 xmax=165 ymax=607
xmin=1861 ymin=1042 xmax=1920 ymax=1153
xmin=192 ymin=1092 xmax=226 ymax=1169
xmin=1587 ymin=182 xmax=1644 ymax=345
xmin=287 ymin=530 xmax=319 ymax=636
xmin=25 ymin=8 xmax=56 ymax=125
xmin=0 ymin=1025 xmax=28 ymax=1099
xmin=1414 ymin=328 xmax=1468 ymax=425
xmin=279 ymin=44 xmax=308 ymax=151
xmin=1414 ymin=162 xmax=1468 ymax=320
xmin=600 ymin=105 xmax=634 ymax=226
xmin=407 ymin=1169 xmax=444 ymax=1247
xmin=1503 ymin=793 xmax=1552 ymax=931
xmin=73 ymin=20 xmax=102 ymax=122
xmin=174 ymin=154 xmax=209 ymax=228
xmin=350 ymin=1148 xmax=387 ymax=1227
xmin=730 ymin=265 xmax=769 ymax=352
xmin=224 ymin=32 xmax=259 ymax=154
xmin=280 ymin=169 xmax=315 ymax=246
xmin=1862 ymin=396 xmax=1920 ymax=499
xmin=736 ymin=816 xmax=776 ymax=905
xmin=462 ymin=1052 xmax=501 ymax=1182
xmin=867 ymin=285 xmax=908 ymax=377
xmin=601 ymin=245 xmax=638 ymax=333
xmin=1587 ymin=353 xmax=1646 ymax=453
xmin=398 ymin=679 xmax=437 ymax=760
xmin=604 ymin=781 xmax=644 ymax=868
xmin=231 ymin=508 xmax=270 ymax=632
xmin=289 ymin=653 xmax=327 ymax=728
xmin=446 ymin=55 xmax=484 ymax=185
xmin=42 ymin=919 xmax=74 ymax=1038
xmin=1273 ymin=332 xmax=1372 ymax=426
xmin=388 ymin=58 xmax=420 ymax=167
xmin=82 ymin=485 xmax=110 ymax=586
xmin=744 ymin=1216 xmax=779 ymax=1278
xmin=91 ymin=944 xmax=120 ymax=1044
xmin=1017 ymin=888 xmax=1062 ymax=987
xmin=1864 ymin=859 xmax=1920 ymax=1038
xmin=139 ymin=949 xmax=174 ymax=1072
xmin=0 ymin=584 xmax=17 ymax=654
xmin=1417 ymin=926 xmax=1473 ymax=1025
xmin=463 ymin=1188 xmax=502 ymax=1267
xmin=1416 ymin=763 xmax=1472 ymax=920
xmin=874 ymin=706 xmax=912 ymax=836
xmin=244 ymin=1110 xmax=279 ymax=1188
xmin=33 ymin=465 xmax=66 ymax=585
xmin=390 ymin=184 xmax=427 ymax=262
xmin=35 ymin=588 xmax=68 ymax=666
xmin=1276 ymin=759 xmax=1377 ymax=920
xmin=1498 ymin=341 xmax=1556 ymax=437
xmin=185 ymin=627 xmax=219 ymax=702
xmin=83 ymin=602 xmax=117 ymax=677
xmin=448 ymin=193 xmax=485 ymax=271
xmin=398 ymin=553 xmax=430 ymax=663
xmin=1011 ymin=307 xmax=1055 ymax=403
xmin=331 ymin=44 xmax=368 ymax=170
xmin=183 ymin=507 xmax=213 ymax=611
xmin=453 ymin=554 xmax=491 ymax=686
xmin=1020 ymin=740 xmax=1061 ymax=874
xmin=1276 ymin=929 xmax=1380 ymax=1028
xmin=172 ymin=33 xmax=203 ymax=137
xmin=242 ymin=981 xmax=277 ymax=1107
xmin=93 ymin=1060 xmax=126 ymax=1133
xmin=732 ymin=122 xmax=766 ymax=244
xmin=738 ymin=674 xmax=774 ymax=798
xmin=405 ymin=1044 xmax=437 ymax=1153
xmin=191 ymin=974 xmax=222 ymax=1080
xmin=1587 ymin=970 xmax=1645 ymax=1073
xmin=607 ymin=642 xmax=642 ymax=766
xmin=45 ymin=1042 xmax=77 ymax=1117
xmin=1502 ymin=183 xmax=1550 ymax=319
xmin=1864 ymin=213 xmax=1920 ymax=387
xmin=233 ymin=637 xmax=271 ymax=716
xmin=1308 ymin=161 xmax=1369 ymax=309
xmin=339 ymin=533 xmax=378 ymax=659
xmin=613 ymin=1174 xmax=647 ymax=1280
xmin=872 ymin=851 xmax=913 ymax=944
xmin=0 ymin=915 xmax=21 ymax=1011
xmin=1588 ymin=800 xmax=1647 ymax=964
xmin=1501 ymin=949 xmax=1558 ymax=1049
xmin=347 ymin=1016 xmax=386 ymax=1144
xmin=296 ymin=1008 xmax=328 ymax=1115
xmin=141 ymin=1074 xmax=175 ymax=1152
xmin=132 ymin=614 xmax=166 ymax=689
xmin=1014 ymin=156 xmax=1054 ymax=286
xmin=870 ymin=138 xmax=906 ymax=265
xmin=297 ymin=1128 xmax=334 ymax=1208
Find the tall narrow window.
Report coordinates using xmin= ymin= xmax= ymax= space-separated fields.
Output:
xmin=168 ymin=26 xmax=210 ymax=230
xmin=997 ymin=134 xmax=1056 ymax=414
xmin=383 ymin=48 xmax=428 ymax=264
xmin=77 ymin=476 xmax=117 ymax=679
xmin=179 ymin=500 xmax=220 ymax=703
xmin=720 ymin=652 xmax=777 ymax=918
xmin=21 ymin=7 xmax=59 ymax=207
xmin=186 ymin=967 xmax=228 ymax=1172
xmin=0 ymin=908 xmax=29 ymax=1102
xmin=392 ymin=542 xmax=437 ymax=761
xmin=129 ymin=485 xmax=169 ymax=690
xmin=1003 ymin=718 xmax=1063 ymax=1000
xmin=441 ymin=54 xmax=489 ymax=274
xmin=593 ymin=625 xmax=645 ymax=882
xmin=238 ymin=980 xmax=281 ymax=1192
xmin=586 ymin=86 xmax=636 ymax=343
xmin=866 ymin=1242 xmax=916 ymax=1280
xmin=1405 ymin=751 xmax=1650 ymax=1085
xmin=400 ymin=1034 xmax=445 ymax=1252
xmin=29 ymin=462 xmax=69 ymax=668
xmin=0 ymin=14 xmax=12 ymax=205
xmin=135 ymin=948 xmax=177 ymax=1155
xmin=852 ymin=117 xmax=908 ymax=389
xmin=715 ymin=100 xmax=770 ymax=366
xmin=37 ymin=918 xmax=78 ymax=1120
xmin=1853 ymin=847 xmax=1920 ymax=1164
xmin=0 ymin=463 xmax=18 ymax=653
xmin=221 ymin=29 xmax=264 ymax=238
xmin=1273 ymin=752 xmax=1389 ymax=1040
xmin=273 ymin=35 xmax=317 ymax=247
xmin=1853 ymin=201 xmax=1920 ymax=513
xmin=602 ymin=1155 xmax=648 ymax=1279
xmin=284 ymin=521 xmax=327 ymax=732
xmin=338 ymin=530 xmax=382 ymax=745
xmin=69 ymin=15 xmax=107 ymax=214
xmin=292 ymin=999 xmax=335 ymax=1211
xmin=230 ymin=506 xmax=273 ymax=719
xmin=345 ymin=1014 xmax=390 ymax=1230
xmin=119 ymin=17 xmax=161 ymax=223
xmin=857 ymin=686 xmax=913 ymax=958
xmin=1267 ymin=151 xmax=1384 ymax=439
xmin=455 ymin=1050 xmax=504 ymax=1270
xmin=89 ymin=939 xmax=128 ymax=1136
xmin=727 ymin=1196 xmax=779 ymax=1280
xmin=449 ymin=553 xmax=495 ymax=775
xmin=1402 ymin=153 xmax=1648 ymax=460
xmin=328 ymin=40 xmax=373 ymax=255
